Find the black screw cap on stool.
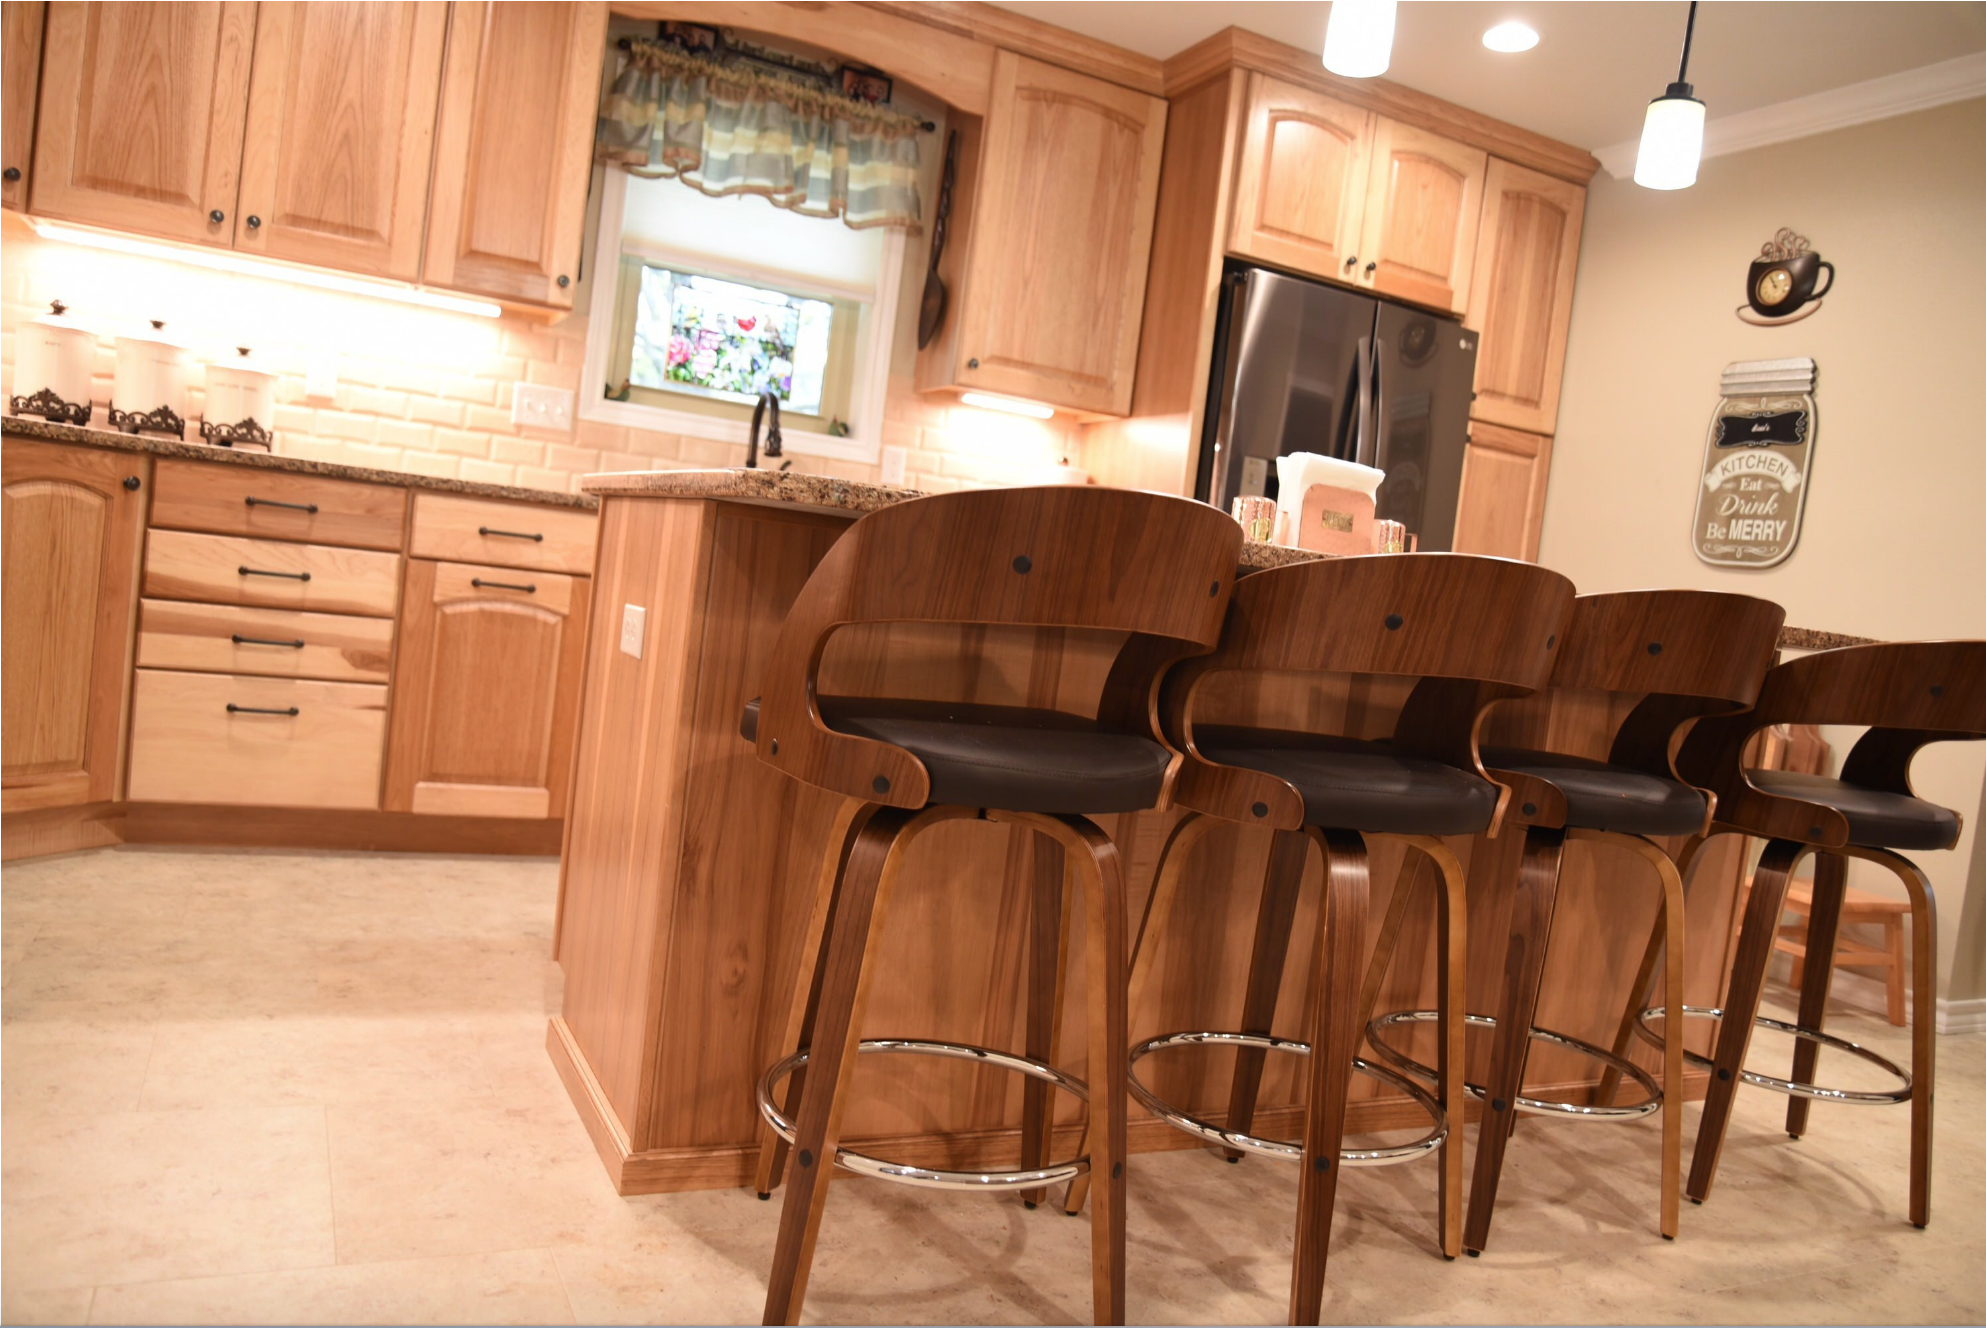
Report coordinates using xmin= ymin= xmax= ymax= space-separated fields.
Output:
xmin=872 ymin=776 xmax=890 ymax=794
xmin=1491 ymin=1098 xmax=1508 ymax=1112
xmin=798 ymin=1149 xmax=815 ymax=1168
xmin=1647 ymin=641 xmax=1664 ymax=656
xmin=1385 ymin=613 xmax=1404 ymax=630
xmin=1251 ymin=802 xmax=1268 ymax=818
xmin=1209 ymin=580 xmax=1221 ymax=597
xmin=1522 ymin=802 xmax=1538 ymax=816
xmin=1012 ymin=554 xmax=1032 ymax=573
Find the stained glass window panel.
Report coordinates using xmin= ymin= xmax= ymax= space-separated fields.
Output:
xmin=628 ymin=267 xmax=832 ymax=416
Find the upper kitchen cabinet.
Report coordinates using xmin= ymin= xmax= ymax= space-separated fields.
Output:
xmin=31 ymin=1 xmax=255 ymax=245
xmin=1 ymin=439 xmax=149 ymax=811
xmin=2 ymin=1 xmax=44 ymax=210
xmin=919 ymin=51 xmax=1166 ymax=417
xmin=233 ymin=2 xmax=447 ymax=280
xmin=422 ymin=1 xmax=607 ymax=311
xmin=1357 ymin=117 xmax=1487 ymax=315
xmin=1226 ymin=74 xmax=1372 ymax=281
xmin=1464 ymin=158 xmax=1586 ymax=435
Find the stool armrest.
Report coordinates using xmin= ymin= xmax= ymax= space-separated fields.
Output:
xmin=756 ymin=632 xmax=934 ymax=809
xmin=1392 ymin=677 xmax=1519 ymax=836
xmin=1680 ymin=711 xmax=1851 ymax=846
xmin=1164 ymin=663 xmax=1308 ymax=829
xmin=1841 ymin=727 xmax=1984 ymax=801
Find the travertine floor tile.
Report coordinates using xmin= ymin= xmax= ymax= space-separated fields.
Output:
xmin=0 ymin=1286 xmax=93 ymax=1327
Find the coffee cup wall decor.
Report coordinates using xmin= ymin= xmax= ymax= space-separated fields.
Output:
xmin=1737 ymin=228 xmax=1834 ymax=326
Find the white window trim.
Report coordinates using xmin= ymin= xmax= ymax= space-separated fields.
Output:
xmin=580 ymin=167 xmax=899 ymax=465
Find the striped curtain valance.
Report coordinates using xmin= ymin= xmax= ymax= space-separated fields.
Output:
xmin=596 ymin=39 xmax=924 ymax=233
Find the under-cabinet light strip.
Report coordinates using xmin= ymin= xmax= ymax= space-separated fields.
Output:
xmin=959 ymin=391 xmax=1055 ymax=420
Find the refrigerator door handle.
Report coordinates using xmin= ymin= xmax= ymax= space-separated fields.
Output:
xmin=1369 ymin=335 xmax=1385 ymax=471
xmin=1354 ymin=334 xmax=1374 ymax=465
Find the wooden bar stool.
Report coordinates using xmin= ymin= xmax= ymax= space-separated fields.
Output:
xmin=1364 ymin=590 xmax=1784 ymax=1255
xmin=744 ymin=486 xmax=1240 ymax=1326
xmin=1624 ymin=640 xmax=1985 ymax=1230
xmin=1071 ymin=553 xmax=1574 ymax=1324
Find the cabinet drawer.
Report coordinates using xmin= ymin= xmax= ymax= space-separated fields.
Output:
xmin=408 ymin=492 xmax=596 ymax=574
xmin=151 ymin=459 xmax=408 ymax=551
xmin=126 ymin=669 xmax=387 ymax=808
xmin=144 ymin=529 xmax=401 ymax=617
xmin=136 ymin=599 xmax=395 ymax=683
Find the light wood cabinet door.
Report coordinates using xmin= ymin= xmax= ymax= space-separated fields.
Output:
xmin=31 ymin=1 xmax=255 ymax=245
xmin=1357 ymin=117 xmax=1487 ymax=315
xmin=422 ymin=0 xmax=606 ymax=310
xmin=1464 ymin=159 xmax=1586 ymax=435
xmin=384 ymin=559 xmax=590 ymax=819
xmin=1226 ymin=73 xmax=1372 ymax=281
xmin=946 ymin=51 xmax=1166 ymax=416
xmin=1451 ymin=421 xmax=1553 ymax=561
xmin=234 ymin=1 xmax=447 ymax=280
xmin=2 ymin=1 xmax=44 ymax=211
xmin=1 ymin=440 xmax=149 ymax=811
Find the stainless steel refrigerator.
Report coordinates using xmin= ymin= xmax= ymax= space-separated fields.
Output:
xmin=1195 ymin=265 xmax=1479 ymax=552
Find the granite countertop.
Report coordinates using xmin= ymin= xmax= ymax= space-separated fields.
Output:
xmin=4 ymin=416 xmax=597 ymax=510
xmin=579 ymin=467 xmax=1873 ymax=650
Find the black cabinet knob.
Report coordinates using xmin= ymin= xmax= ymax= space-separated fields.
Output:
xmin=2 ymin=167 xmax=19 ymax=182
xmin=209 ymin=209 xmax=225 ymax=224
xmin=246 ymin=215 xmax=261 ymax=229
xmin=556 ymin=274 xmax=570 ymax=288
xmin=123 ymin=475 xmax=141 ymax=491
xmin=967 ymin=357 xmax=979 ymax=369
xmin=1364 ymin=261 xmax=1377 ymax=274
xmin=1343 ymin=255 xmax=1357 ymax=270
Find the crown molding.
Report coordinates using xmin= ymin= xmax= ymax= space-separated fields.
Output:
xmin=1596 ymin=50 xmax=1986 ymax=180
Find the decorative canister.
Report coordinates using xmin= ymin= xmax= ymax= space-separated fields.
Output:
xmin=201 ymin=347 xmax=277 ymax=450
xmin=9 ymin=300 xmax=95 ymax=426
xmin=1274 ymin=453 xmax=1385 ymax=556
xmin=111 ymin=320 xmax=191 ymax=438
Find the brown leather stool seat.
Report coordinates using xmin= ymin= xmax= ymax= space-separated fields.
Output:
xmin=1195 ymin=727 xmax=1499 ymax=836
xmin=1481 ymin=746 xmax=1707 ymax=838
xmin=740 ymin=697 xmax=1171 ymax=815
xmin=1746 ymin=769 xmax=1961 ymax=851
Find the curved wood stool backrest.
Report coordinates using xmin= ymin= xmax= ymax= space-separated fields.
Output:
xmin=753 ymin=485 xmax=1242 ymax=807
xmin=1163 ymin=552 xmax=1577 ymax=829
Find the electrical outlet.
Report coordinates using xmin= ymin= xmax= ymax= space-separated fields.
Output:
xmin=304 ymin=352 xmax=339 ymax=402
xmin=619 ymin=604 xmax=646 ymax=659
xmin=880 ymin=445 xmax=908 ymax=487
xmin=512 ymin=382 xmax=574 ymax=432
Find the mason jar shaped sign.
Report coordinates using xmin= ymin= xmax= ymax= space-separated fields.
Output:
xmin=1692 ymin=358 xmax=1817 ymax=569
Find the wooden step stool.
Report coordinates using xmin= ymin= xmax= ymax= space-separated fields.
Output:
xmin=1776 ymin=880 xmax=1910 ymax=1026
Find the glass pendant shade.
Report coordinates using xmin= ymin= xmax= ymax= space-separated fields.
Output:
xmin=1323 ymin=0 xmax=1397 ymax=79
xmin=1633 ymin=87 xmax=1706 ymax=190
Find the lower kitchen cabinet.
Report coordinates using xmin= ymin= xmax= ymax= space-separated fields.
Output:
xmin=1 ymin=439 xmax=149 ymax=811
xmin=383 ymin=559 xmax=590 ymax=819
xmin=1451 ymin=420 xmax=1554 ymax=561
xmin=125 ymin=668 xmax=389 ymax=808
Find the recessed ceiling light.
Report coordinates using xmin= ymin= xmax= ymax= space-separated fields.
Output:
xmin=1482 ymin=20 xmax=1540 ymax=54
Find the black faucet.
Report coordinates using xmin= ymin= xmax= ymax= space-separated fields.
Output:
xmin=747 ymin=389 xmax=783 ymax=469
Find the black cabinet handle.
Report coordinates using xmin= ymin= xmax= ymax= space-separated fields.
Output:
xmin=3 ymin=167 xmax=19 ymax=182
xmin=246 ymin=215 xmax=262 ymax=229
xmin=238 ymin=565 xmax=311 ymax=581
xmin=557 ymin=274 xmax=570 ymax=288
xmin=477 ymin=526 xmax=543 ymax=542
xmin=123 ymin=475 xmax=141 ymax=491
xmin=226 ymin=703 xmax=298 ymax=716
xmin=244 ymin=495 xmax=318 ymax=514
xmin=472 ymin=577 xmax=536 ymax=593
xmin=210 ymin=209 xmax=225 ymax=224
xmin=1344 ymin=255 xmax=1358 ymax=270
xmin=1364 ymin=260 xmax=1377 ymax=274
xmin=231 ymin=633 xmax=306 ymax=649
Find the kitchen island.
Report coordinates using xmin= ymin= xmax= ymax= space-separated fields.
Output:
xmin=548 ymin=468 xmax=1864 ymax=1195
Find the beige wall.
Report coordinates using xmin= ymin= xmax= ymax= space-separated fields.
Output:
xmin=1543 ymin=97 xmax=1986 ymax=1009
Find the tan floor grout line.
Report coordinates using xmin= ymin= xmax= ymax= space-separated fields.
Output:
xmin=323 ymin=1106 xmax=340 ymax=1268
xmin=546 ymin=1245 xmax=583 ymax=1326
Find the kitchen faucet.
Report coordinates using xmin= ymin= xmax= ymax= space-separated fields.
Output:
xmin=747 ymin=389 xmax=784 ymax=469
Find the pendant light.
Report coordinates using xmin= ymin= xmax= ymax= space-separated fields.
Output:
xmin=1634 ymin=0 xmax=1706 ymax=190
xmin=1323 ymin=0 xmax=1397 ymax=79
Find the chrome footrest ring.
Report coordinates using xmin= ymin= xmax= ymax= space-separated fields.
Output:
xmin=1632 ymin=1005 xmax=1912 ymax=1104
xmin=1126 ymin=1030 xmax=1447 ymax=1167
xmin=1366 ymin=1010 xmax=1663 ymax=1120
xmin=756 ymin=1038 xmax=1090 ymax=1191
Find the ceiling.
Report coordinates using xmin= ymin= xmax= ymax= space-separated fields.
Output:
xmin=989 ymin=2 xmax=1986 ymax=150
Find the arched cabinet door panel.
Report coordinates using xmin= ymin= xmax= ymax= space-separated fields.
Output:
xmin=384 ymin=558 xmax=590 ymax=819
xmin=2 ymin=439 xmax=150 ymax=810
xmin=1358 ymin=116 xmax=1487 ymax=316
xmin=1226 ymin=73 xmax=1373 ymax=281
xmin=1464 ymin=158 xmax=1586 ymax=435
xmin=1450 ymin=421 xmax=1552 ymax=562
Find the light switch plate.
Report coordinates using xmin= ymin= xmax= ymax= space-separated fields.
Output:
xmin=880 ymin=445 xmax=908 ymax=486
xmin=619 ymin=604 xmax=646 ymax=659
xmin=513 ymin=382 xmax=575 ymax=432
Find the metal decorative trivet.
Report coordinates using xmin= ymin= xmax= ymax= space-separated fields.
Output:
xmin=108 ymin=403 xmax=187 ymax=439
xmin=199 ymin=417 xmax=273 ymax=449
xmin=9 ymin=387 xmax=91 ymax=426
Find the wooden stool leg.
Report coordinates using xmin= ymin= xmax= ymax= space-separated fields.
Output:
xmin=1020 ymin=833 xmax=1070 ymax=1207
xmin=762 ymin=806 xmax=936 ymax=1327
xmin=1786 ymin=852 xmax=1848 ymax=1139
xmin=1063 ymin=812 xmax=1210 ymax=1216
xmin=1224 ymin=828 xmax=1313 ymax=1160
xmin=1886 ymin=910 xmax=1909 ymax=1028
xmin=1463 ymin=826 xmax=1566 ymax=1256
xmin=1288 ymin=828 xmax=1369 ymax=1326
xmin=1395 ymin=836 xmax=1469 ymax=1262
xmin=1598 ymin=833 xmax=1708 ymax=1106
xmin=1870 ymin=848 xmax=1938 ymax=1228
xmin=1686 ymin=837 xmax=1806 ymax=1207
xmin=755 ymin=800 xmax=871 ymax=1198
